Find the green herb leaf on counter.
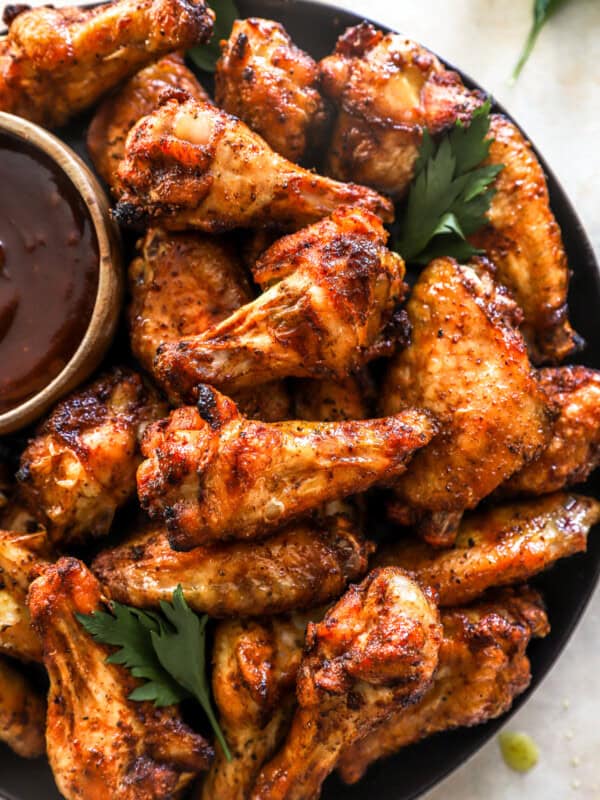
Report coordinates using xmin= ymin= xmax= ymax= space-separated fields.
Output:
xmin=77 ymin=586 xmax=232 ymax=761
xmin=188 ymin=0 xmax=239 ymax=72
xmin=513 ymin=0 xmax=571 ymax=80
xmin=394 ymin=99 xmax=503 ymax=264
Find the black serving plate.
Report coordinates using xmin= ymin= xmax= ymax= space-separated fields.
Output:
xmin=1 ymin=1 xmax=599 ymax=799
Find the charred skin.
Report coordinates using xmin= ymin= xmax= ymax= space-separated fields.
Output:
xmin=0 ymin=655 xmax=46 ymax=758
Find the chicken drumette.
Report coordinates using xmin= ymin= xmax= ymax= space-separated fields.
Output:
xmin=0 ymin=0 xmax=214 ymax=128
xmin=0 ymin=655 xmax=46 ymax=758
xmin=28 ymin=558 xmax=213 ymax=800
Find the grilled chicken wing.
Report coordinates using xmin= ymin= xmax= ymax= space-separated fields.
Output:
xmin=377 ymin=493 xmax=600 ymax=607
xmin=383 ymin=257 xmax=552 ymax=546
xmin=502 ymin=367 xmax=600 ymax=497
xmin=338 ymin=586 xmax=549 ymax=783
xmin=29 ymin=558 xmax=213 ymax=800
xmin=17 ymin=367 xmax=166 ymax=548
xmin=0 ymin=529 xmax=49 ymax=662
xmin=0 ymin=0 xmax=213 ymax=128
xmin=154 ymin=207 xmax=406 ymax=399
xmin=0 ymin=655 xmax=46 ymax=758
xmin=114 ymin=96 xmax=393 ymax=232
xmin=215 ymin=17 xmax=329 ymax=162
xmin=88 ymin=54 xmax=209 ymax=194
xmin=469 ymin=116 xmax=579 ymax=362
xmin=137 ymin=385 xmax=436 ymax=550
xmin=250 ymin=567 xmax=441 ymax=800
xmin=319 ymin=22 xmax=483 ymax=197
xmin=293 ymin=375 xmax=371 ymax=422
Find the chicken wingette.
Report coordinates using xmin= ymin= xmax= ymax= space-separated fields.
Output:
xmin=137 ymin=385 xmax=437 ymax=550
xmin=29 ymin=558 xmax=213 ymax=800
xmin=0 ymin=0 xmax=214 ymax=128
xmin=114 ymin=97 xmax=393 ymax=232
xmin=383 ymin=257 xmax=552 ymax=546
xmin=0 ymin=655 xmax=46 ymax=758
xmin=250 ymin=567 xmax=441 ymax=800
xmin=337 ymin=586 xmax=549 ymax=784
xmin=377 ymin=493 xmax=600 ymax=607
xmin=215 ymin=18 xmax=328 ymax=162
xmin=154 ymin=207 xmax=407 ymax=399
xmin=17 ymin=367 xmax=166 ymax=547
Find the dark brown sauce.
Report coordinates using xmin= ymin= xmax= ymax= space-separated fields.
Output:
xmin=0 ymin=133 xmax=99 ymax=414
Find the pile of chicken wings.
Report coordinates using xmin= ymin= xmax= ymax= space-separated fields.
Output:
xmin=1 ymin=1 xmax=599 ymax=798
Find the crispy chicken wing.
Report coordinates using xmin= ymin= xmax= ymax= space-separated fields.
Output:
xmin=0 ymin=0 xmax=213 ymax=128
xmin=114 ymin=96 xmax=393 ymax=232
xmin=28 ymin=558 xmax=213 ymax=800
xmin=88 ymin=54 xmax=209 ymax=194
xmin=383 ymin=257 xmax=552 ymax=546
xmin=502 ymin=367 xmax=600 ymax=497
xmin=293 ymin=375 xmax=371 ymax=422
xmin=319 ymin=22 xmax=483 ymax=197
xmin=0 ymin=655 xmax=46 ymax=758
xmin=250 ymin=567 xmax=441 ymax=800
xmin=338 ymin=586 xmax=549 ymax=783
xmin=377 ymin=493 xmax=600 ymax=607
xmin=215 ymin=18 xmax=329 ymax=162
xmin=137 ymin=385 xmax=436 ymax=550
xmin=17 ymin=367 xmax=166 ymax=548
xmin=154 ymin=207 xmax=406 ymax=399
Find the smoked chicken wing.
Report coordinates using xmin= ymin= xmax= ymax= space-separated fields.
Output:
xmin=114 ymin=97 xmax=393 ymax=232
xmin=383 ymin=257 xmax=552 ymax=546
xmin=17 ymin=367 xmax=166 ymax=547
xmin=0 ymin=655 xmax=46 ymax=758
xmin=0 ymin=0 xmax=214 ymax=128
xmin=28 ymin=558 xmax=213 ymax=800
xmin=338 ymin=586 xmax=549 ymax=783
xmin=215 ymin=18 xmax=329 ymax=162
xmin=319 ymin=22 xmax=483 ymax=197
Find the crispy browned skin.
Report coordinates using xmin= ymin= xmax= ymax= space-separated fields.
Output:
xmin=320 ymin=22 xmax=483 ymax=197
xmin=29 ymin=558 xmax=213 ymax=800
xmin=114 ymin=97 xmax=393 ymax=232
xmin=377 ymin=493 xmax=600 ymax=607
xmin=338 ymin=586 xmax=549 ymax=784
xmin=383 ymin=257 xmax=552 ymax=546
xmin=17 ymin=367 xmax=166 ymax=548
xmin=502 ymin=367 xmax=600 ymax=496
xmin=470 ymin=116 xmax=579 ymax=363
xmin=154 ymin=207 xmax=406 ymax=399
xmin=137 ymin=385 xmax=437 ymax=550
xmin=293 ymin=375 xmax=370 ymax=422
xmin=92 ymin=510 xmax=372 ymax=616
xmin=0 ymin=656 xmax=46 ymax=758
xmin=88 ymin=54 xmax=209 ymax=194
xmin=0 ymin=529 xmax=49 ymax=662
xmin=0 ymin=0 xmax=214 ymax=128
xmin=215 ymin=17 xmax=329 ymax=162
xmin=250 ymin=567 xmax=441 ymax=800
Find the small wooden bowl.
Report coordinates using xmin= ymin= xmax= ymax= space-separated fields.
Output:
xmin=0 ymin=112 xmax=123 ymax=435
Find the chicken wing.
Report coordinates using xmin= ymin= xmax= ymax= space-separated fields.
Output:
xmin=502 ymin=367 xmax=600 ymax=497
xmin=88 ymin=54 xmax=209 ymax=194
xmin=17 ymin=367 xmax=166 ymax=547
xmin=0 ymin=529 xmax=49 ymax=662
xmin=250 ymin=567 xmax=441 ymax=800
xmin=469 ymin=115 xmax=579 ymax=363
xmin=28 ymin=558 xmax=213 ymax=800
xmin=377 ymin=493 xmax=600 ymax=607
xmin=382 ymin=257 xmax=552 ymax=546
xmin=92 ymin=510 xmax=372 ymax=616
xmin=0 ymin=655 xmax=46 ymax=758
xmin=0 ymin=0 xmax=214 ymax=128
xmin=114 ymin=96 xmax=394 ymax=232
xmin=215 ymin=18 xmax=329 ymax=162
xmin=137 ymin=385 xmax=437 ymax=550
xmin=319 ymin=22 xmax=483 ymax=197
xmin=293 ymin=375 xmax=371 ymax=422
xmin=154 ymin=207 xmax=406 ymax=399
xmin=338 ymin=586 xmax=549 ymax=784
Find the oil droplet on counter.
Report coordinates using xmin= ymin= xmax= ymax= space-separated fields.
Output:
xmin=498 ymin=731 xmax=539 ymax=773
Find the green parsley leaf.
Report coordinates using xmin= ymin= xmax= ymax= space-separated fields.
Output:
xmin=188 ymin=0 xmax=239 ymax=73
xmin=513 ymin=0 xmax=572 ymax=80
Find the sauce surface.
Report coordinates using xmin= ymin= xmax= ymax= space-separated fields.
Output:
xmin=0 ymin=133 xmax=99 ymax=414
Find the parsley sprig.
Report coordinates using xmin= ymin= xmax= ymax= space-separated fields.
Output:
xmin=513 ymin=0 xmax=572 ymax=80
xmin=188 ymin=0 xmax=239 ymax=72
xmin=77 ymin=586 xmax=231 ymax=761
xmin=394 ymin=99 xmax=503 ymax=265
